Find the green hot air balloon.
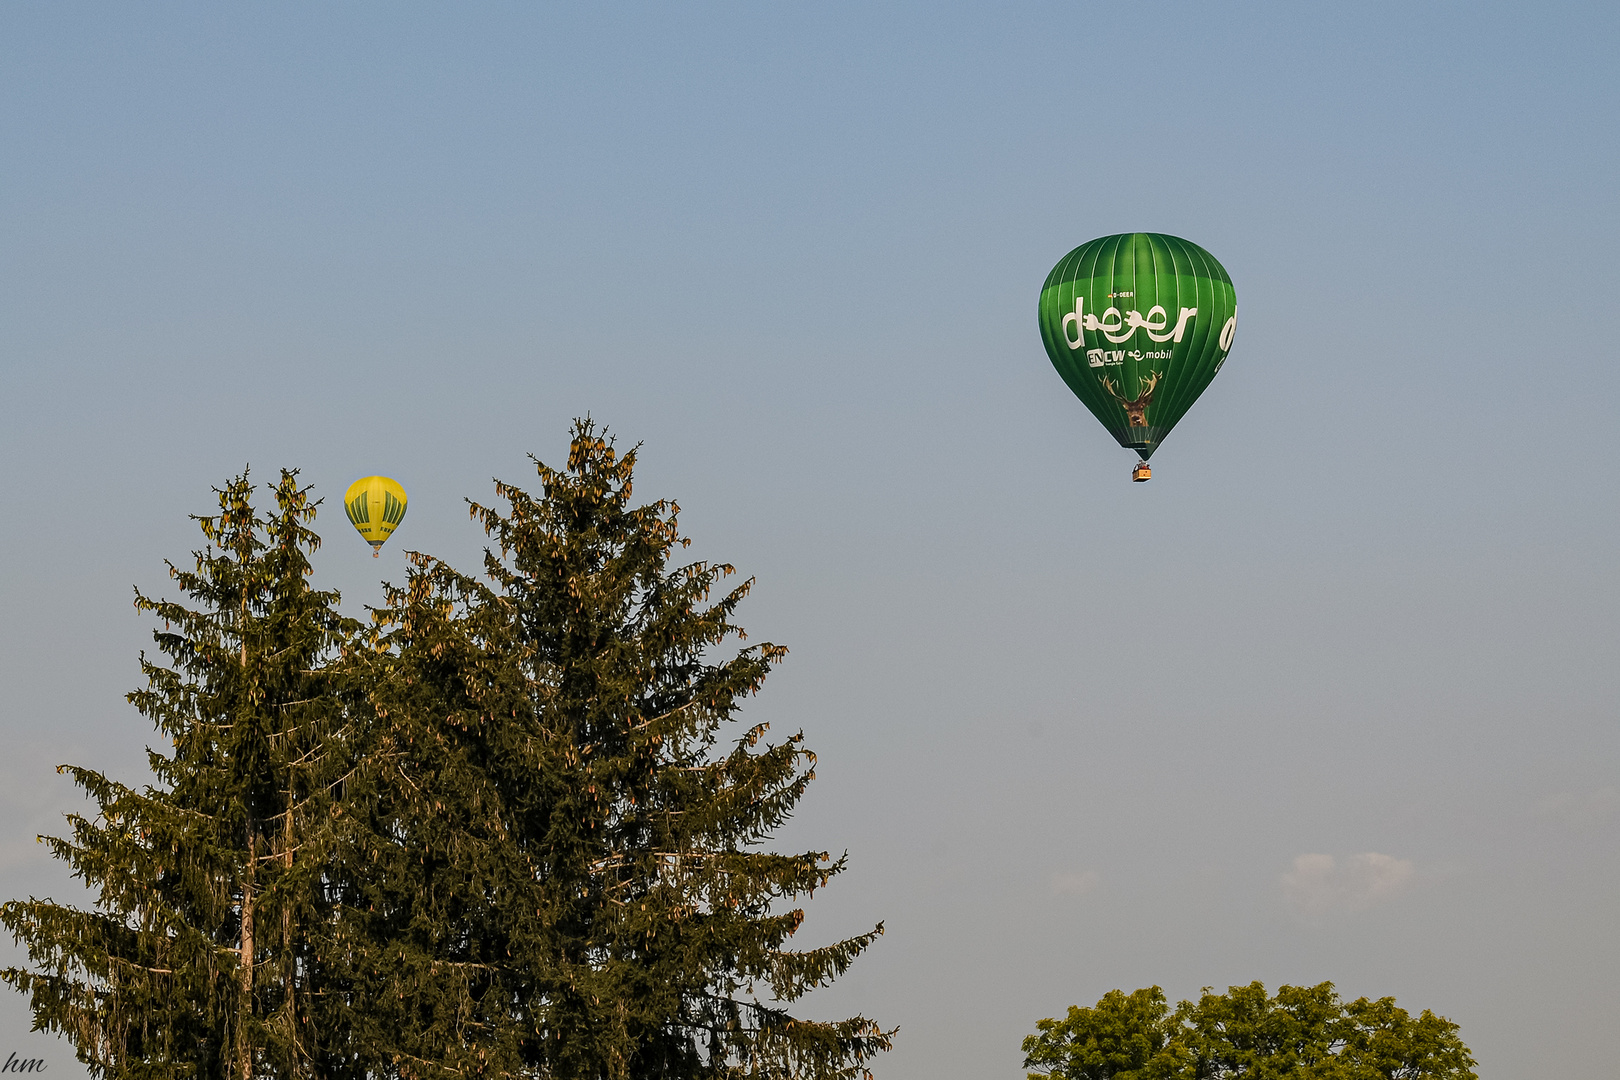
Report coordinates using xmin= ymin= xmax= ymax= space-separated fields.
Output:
xmin=1038 ymin=233 xmax=1236 ymax=481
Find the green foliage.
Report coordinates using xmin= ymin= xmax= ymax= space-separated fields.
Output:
xmin=329 ymin=421 xmax=890 ymax=1080
xmin=3 ymin=422 xmax=888 ymax=1080
xmin=1021 ymin=988 xmax=1177 ymax=1080
xmin=1 ymin=471 xmax=359 ymax=1080
xmin=1023 ymin=982 xmax=1476 ymax=1080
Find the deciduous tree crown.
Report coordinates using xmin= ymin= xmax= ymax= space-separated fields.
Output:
xmin=1022 ymin=982 xmax=1476 ymax=1080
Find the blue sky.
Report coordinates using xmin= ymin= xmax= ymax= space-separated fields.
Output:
xmin=2 ymin=3 xmax=1617 ymax=1076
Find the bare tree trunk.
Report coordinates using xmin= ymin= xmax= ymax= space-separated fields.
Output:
xmin=241 ymin=818 xmax=255 ymax=1080
xmin=239 ymin=591 xmax=254 ymax=1080
xmin=283 ymin=793 xmax=296 ymax=1066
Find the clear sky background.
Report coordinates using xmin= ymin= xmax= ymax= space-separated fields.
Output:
xmin=2 ymin=3 xmax=1616 ymax=1076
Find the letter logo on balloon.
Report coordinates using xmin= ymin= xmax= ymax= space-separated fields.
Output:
xmin=1060 ymin=294 xmax=1199 ymax=348
xmin=1062 ymin=296 xmax=1087 ymax=349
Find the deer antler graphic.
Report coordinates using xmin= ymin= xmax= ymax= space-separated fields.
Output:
xmin=1099 ymin=370 xmax=1161 ymax=426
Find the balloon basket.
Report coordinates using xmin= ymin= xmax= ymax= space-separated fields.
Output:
xmin=1131 ymin=462 xmax=1151 ymax=482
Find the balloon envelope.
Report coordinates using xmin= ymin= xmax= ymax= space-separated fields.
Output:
xmin=344 ymin=475 xmax=408 ymax=554
xmin=1038 ymin=233 xmax=1236 ymax=460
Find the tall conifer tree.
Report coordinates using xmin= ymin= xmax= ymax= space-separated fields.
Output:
xmin=1 ymin=472 xmax=358 ymax=1080
xmin=334 ymin=421 xmax=891 ymax=1080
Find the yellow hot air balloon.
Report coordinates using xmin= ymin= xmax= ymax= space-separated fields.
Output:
xmin=344 ymin=475 xmax=408 ymax=556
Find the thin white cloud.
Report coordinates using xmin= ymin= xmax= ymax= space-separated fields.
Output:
xmin=1534 ymin=787 xmax=1619 ymax=830
xmin=1051 ymin=869 xmax=1100 ymax=897
xmin=1281 ymin=852 xmax=1414 ymax=919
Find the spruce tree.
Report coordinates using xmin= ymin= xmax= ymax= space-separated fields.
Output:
xmin=335 ymin=420 xmax=891 ymax=1080
xmin=1 ymin=471 xmax=359 ymax=1080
